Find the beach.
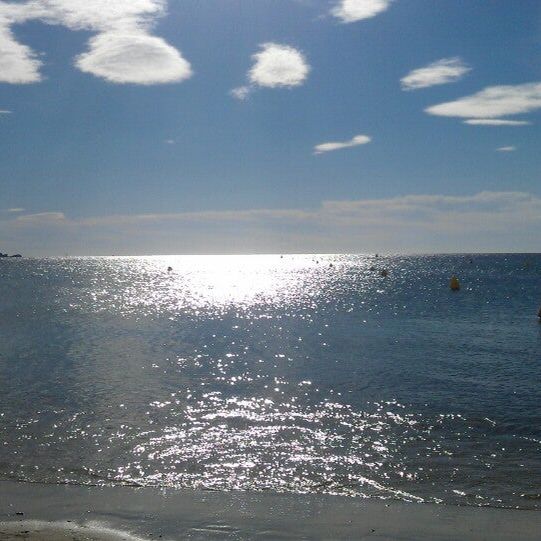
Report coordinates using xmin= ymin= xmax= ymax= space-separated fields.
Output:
xmin=1 ymin=480 xmax=541 ymax=540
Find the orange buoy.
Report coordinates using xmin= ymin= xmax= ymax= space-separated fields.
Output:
xmin=450 ymin=275 xmax=460 ymax=291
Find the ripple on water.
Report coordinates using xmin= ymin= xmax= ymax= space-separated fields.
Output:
xmin=0 ymin=255 xmax=540 ymax=509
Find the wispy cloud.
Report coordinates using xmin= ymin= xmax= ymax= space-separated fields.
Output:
xmin=426 ymin=82 xmax=541 ymax=119
xmin=5 ymin=208 xmax=25 ymax=213
xmin=5 ymin=192 xmax=540 ymax=255
xmin=230 ymin=86 xmax=252 ymax=101
xmin=0 ymin=1 xmax=192 ymax=85
xmin=464 ymin=119 xmax=531 ymax=126
xmin=164 ymin=139 xmax=175 ymax=145
xmin=496 ymin=146 xmax=516 ymax=152
xmin=15 ymin=212 xmax=66 ymax=223
xmin=314 ymin=134 xmax=371 ymax=154
xmin=331 ymin=0 xmax=393 ymax=23
xmin=401 ymin=57 xmax=470 ymax=90
xmin=232 ymin=43 xmax=310 ymax=98
xmin=0 ymin=109 xmax=12 ymax=114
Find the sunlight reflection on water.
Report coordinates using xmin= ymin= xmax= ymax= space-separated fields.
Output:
xmin=0 ymin=254 xmax=540 ymax=508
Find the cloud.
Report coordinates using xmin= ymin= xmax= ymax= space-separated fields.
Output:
xmin=232 ymin=43 xmax=310 ymax=100
xmin=331 ymin=0 xmax=393 ymax=23
xmin=15 ymin=212 xmax=67 ymax=223
xmin=426 ymin=82 xmax=541 ymax=119
xmin=5 ymin=192 xmax=540 ymax=255
xmin=464 ymin=118 xmax=531 ymax=126
xmin=5 ymin=208 xmax=24 ymax=212
xmin=248 ymin=43 xmax=310 ymax=89
xmin=0 ymin=1 xmax=192 ymax=85
xmin=496 ymin=146 xmax=516 ymax=152
xmin=0 ymin=25 xmax=43 ymax=83
xmin=230 ymin=86 xmax=252 ymax=100
xmin=0 ymin=109 xmax=12 ymax=114
xmin=75 ymin=32 xmax=192 ymax=85
xmin=314 ymin=134 xmax=371 ymax=154
xmin=164 ymin=139 xmax=175 ymax=144
xmin=401 ymin=57 xmax=470 ymax=90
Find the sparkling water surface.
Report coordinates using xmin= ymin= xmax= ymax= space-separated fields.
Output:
xmin=0 ymin=254 xmax=540 ymax=508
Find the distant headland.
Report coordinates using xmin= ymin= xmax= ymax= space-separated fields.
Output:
xmin=0 ymin=252 xmax=22 ymax=258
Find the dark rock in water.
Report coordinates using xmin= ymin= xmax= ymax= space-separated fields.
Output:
xmin=10 ymin=254 xmax=22 ymax=258
xmin=1 ymin=252 xmax=22 ymax=258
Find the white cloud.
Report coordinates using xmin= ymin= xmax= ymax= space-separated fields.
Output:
xmin=164 ymin=139 xmax=175 ymax=144
xmin=401 ymin=57 xmax=470 ymax=90
xmin=426 ymin=82 xmax=541 ymax=119
xmin=496 ymin=146 xmax=516 ymax=152
xmin=75 ymin=32 xmax=192 ymax=84
xmin=248 ymin=43 xmax=310 ymax=88
xmin=0 ymin=109 xmax=12 ymax=114
xmin=464 ymin=118 xmax=531 ymax=126
xmin=5 ymin=208 xmax=24 ymax=212
xmin=4 ymin=192 xmax=541 ymax=254
xmin=230 ymin=85 xmax=252 ymax=100
xmin=15 ymin=211 xmax=67 ymax=223
xmin=314 ymin=134 xmax=371 ymax=154
xmin=331 ymin=0 xmax=393 ymax=23
xmin=0 ymin=1 xmax=192 ymax=85
xmin=0 ymin=25 xmax=43 ymax=83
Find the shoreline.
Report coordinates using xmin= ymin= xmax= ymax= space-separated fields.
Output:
xmin=1 ymin=481 xmax=540 ymax=540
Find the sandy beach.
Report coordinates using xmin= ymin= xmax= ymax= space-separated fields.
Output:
xmin=1 ymin=480 xmax=540 ymax=540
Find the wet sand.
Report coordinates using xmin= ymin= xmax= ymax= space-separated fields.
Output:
xmin=1 ymin=480 xmax=540 ymax=540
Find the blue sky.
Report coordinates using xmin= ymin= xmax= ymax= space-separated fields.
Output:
xmin=0 ymin=0 xmax=540 ymax=255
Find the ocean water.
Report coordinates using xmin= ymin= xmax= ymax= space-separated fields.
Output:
xmin=0 ymin=254 xmax=540 ymax=509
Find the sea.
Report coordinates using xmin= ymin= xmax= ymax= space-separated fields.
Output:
xmin=0 ymin=254 xmax=540 ymax=509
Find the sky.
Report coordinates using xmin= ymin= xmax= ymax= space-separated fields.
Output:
xmin=0 ymin=0 xmax=540 ymax=256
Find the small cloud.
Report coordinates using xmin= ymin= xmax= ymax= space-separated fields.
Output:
xmin=75 ymin=32 xmax=192 ymax=85
xmin=15 ymin=212 xmax=66 ymax=224
xmin=331 ymin=0 xmax=393 ymax=23
xmin=6 ymin=208 xmax=25 ymax=213
xmin=164 ymin=139 xmax=175 ymax=145
xmin=230 ymin=85 xmax=252 ymax=100
xmin=0 ymin=110 xmax=12 ymax=114
xmin=464 ymin=119 xmax=531 ymax=126
xmin=248 ymin=43 xmax=310 ymax=89
xmin=401 ymin=57 xmax=470 ymax=90
xmin=426 ymin=81 xmax=541 ymax=119
xmin=314 ymin=134 xmax=371 ymax=154
xmin=496 ymin=146 xmax=516 ymax=152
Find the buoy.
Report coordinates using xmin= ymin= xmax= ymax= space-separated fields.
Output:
xmin=450 ymin=275 xmax=460 ymax=291
xmin=537 ymin=306 xmax=541 ymax=320
xmin=369 ymin=266 xmax=375 ymax=271
xmin=380 ymin=269 xmax=388 ymax=277
xmin=167 ymin=266 xmax=173 ymax=272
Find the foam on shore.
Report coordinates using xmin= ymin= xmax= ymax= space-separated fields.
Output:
xmin=0 ymin=520 xmax=147 ymax=541
xmin=1 ymin=480 xmax=540 ymax=540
